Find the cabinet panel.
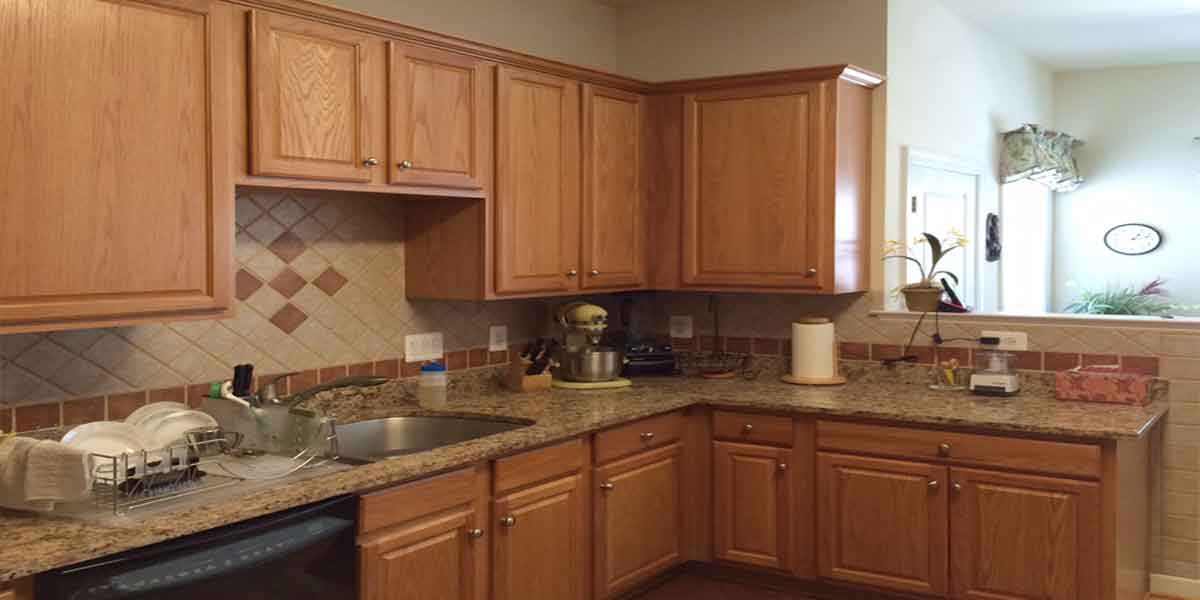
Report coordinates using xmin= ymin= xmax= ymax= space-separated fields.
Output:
xmin=950 ymin=467 xmax=1099 ymax=600
xmin=581 ymin=85 xmax=645 ymax=290
xmin=250 ymin=11 xmax=374 ymax=181
xmin=493 ymin=474 xmax=587 ymax=600
xmin=494 ymin=66 xmax=581 ymax=294
xmin=389 ymin=42 xmax=489 ymax=190
xmin=595 ymin=444 xmax=682 ymax=598
xmin=817 ymin=452 xmax=948 ymax=596
xmin=360 ymin=508 xmax=485 ymax=600
xmin=713 ymin=441 xmax=792 ymax=570
xmin=0 ymin=0 xmax=232 ymax=331
xmin=682 ymin=82 xmax=826 ymax=289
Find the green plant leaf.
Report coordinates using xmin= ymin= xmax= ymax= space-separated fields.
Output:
xmin=931 ymin=270 xmax=959 ymax=286
xmin=923 ymin=233 xmax=943 ymax=270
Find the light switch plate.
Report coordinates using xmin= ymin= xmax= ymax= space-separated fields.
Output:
xmin=669 ymin=315 xmax=694 ymax=339
xmin=489 ymin=325 xmax=508 ymax=352
xmin=981 ymin=330 xmax=1028 ymax=351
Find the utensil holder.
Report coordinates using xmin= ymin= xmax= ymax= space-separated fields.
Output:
xmin=505 ymin=360 xmax=552 ymax=392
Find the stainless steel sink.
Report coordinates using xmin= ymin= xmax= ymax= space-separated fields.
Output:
xmin=335 ymin=416 xmax=532 ymax=462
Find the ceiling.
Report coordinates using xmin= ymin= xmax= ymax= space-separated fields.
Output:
xmin=941 ymin=0 xmax=1200 ymax=70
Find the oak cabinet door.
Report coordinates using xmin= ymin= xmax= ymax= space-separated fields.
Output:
xmin=360 ymin=507 xmax=487 ymax=600
xmin=389 ymin=42 xmax=489 ymax=190
xmin=817 ymin=452 xmax=949 ymax=596
xmin=581 ymin=85 xmax=645 ymax=290
xmin=950 ymin=467 xmax=1100 ymax=600
xmin=682 ymin=81 xmax=826 ymax=289
xmin=494 ymin=66 xmax=581 ymax=295
xmin=0 ymin=0 xmax=233 ymax=331
xmin=493 ymin=474 xmax=587 ymax=600
xmin=594 ymin=444 xmax=682 ymax=598
xmin=250 ymin=11 xmax=375 ymax=181
xmin=713 ymin=441 xmax=793 ymax=570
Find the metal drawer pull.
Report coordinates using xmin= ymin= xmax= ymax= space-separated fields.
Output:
xmin=600 ymin=482 xmax=615 ymax=490
xmin=777 ymin=463 xmax=788 ymax=471
xmin=468 ymin=528 xmax=484 ymax=539
xmin=398 ymin=159 xmax=414 ymax=169
xmin=742 ymin=424 xmax=754 ymax=433
xmin=500 ymin=516 xmax=516 ymax=527
xmin=952 ymin=482 xmax=962 ymax=494
xmin=938 ymin=443 xmax=952 ymax=457
xmin=928 ymin=480 xmax=940 ymax=491
xmin=640 ymin=432 xmax=655 ymax=441
xmin=363 ymin=157 xmax=380 ymax=167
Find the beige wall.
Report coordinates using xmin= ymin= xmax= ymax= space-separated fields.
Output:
xmin=319 ymin=0 xmax=622 ymax=73
xmin=612 ymin=0 xmax=886 ymax=81
xmin=882 ymin=0 xmax=1054 ymax=309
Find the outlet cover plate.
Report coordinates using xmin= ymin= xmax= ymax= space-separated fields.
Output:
xmin=982 ymin=330 xmax=1028 ymax=351
xmin=405 ymin=332 xmax=445 ymax=362
xmin=489 ymin=325 xmax=508 ymax=352
xmin=669 ymin=315 xmax=694 ymax=339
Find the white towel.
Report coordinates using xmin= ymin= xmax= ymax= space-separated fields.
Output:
xmin=0 ymin=437 xmax=91 ymax=511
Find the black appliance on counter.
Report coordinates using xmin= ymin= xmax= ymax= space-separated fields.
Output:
xmin=36 ymin=496 xmax=356 ymax=600
xmin=622 ymin=342 xmax=679 ymax=377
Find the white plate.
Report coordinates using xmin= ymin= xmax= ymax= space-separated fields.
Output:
xmin=125 ymin=401 xmax=188 ymax=428
xmin=61 ymin=422 xmax=158 ymax=482
xmin=147 ymin=410 xmax=219 ymax=450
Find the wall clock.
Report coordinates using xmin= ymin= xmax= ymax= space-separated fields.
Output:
xmin=1104 ymin=223 xmax=1162 ymax=256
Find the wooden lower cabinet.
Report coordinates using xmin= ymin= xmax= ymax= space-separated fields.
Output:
xmin=493 ymin=473 xmax=588 ymax=600
xmin=950 ymin=467 xmax=1100 ymax=600
xmin=713 ymin=441 xmax=793 ymax=570
xmin=817 ymin=452 xmax=949 ymax=596
xmin=594 ymin=444 xmax=683 ymax=598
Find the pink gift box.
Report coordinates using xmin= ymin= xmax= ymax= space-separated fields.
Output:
xmin=1054 ymin=365 xmax=1162 ymax=406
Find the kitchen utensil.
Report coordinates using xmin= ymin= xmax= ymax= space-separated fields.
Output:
xmin=146 ymin=410 xmax=220 ymax=449
xmin=557 ymin=346 xmax=627 ymax=382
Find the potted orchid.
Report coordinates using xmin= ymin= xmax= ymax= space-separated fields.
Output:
xmin=882 ymin=231 xmax=968 ymax=312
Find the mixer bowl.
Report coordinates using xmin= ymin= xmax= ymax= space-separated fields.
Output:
xmin=557 ymin=346 xmax=626 ymax=382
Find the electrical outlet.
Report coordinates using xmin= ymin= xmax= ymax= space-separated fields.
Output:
xmin=404 ymin=332 xmax=445 ymax=362
xmin=669 ymin=315 xmax=694 ymax=339
xmin=982 ymin=330 xmax=1028 ymax=351
xmin=489 ymin=325 xmax=508 ymax=352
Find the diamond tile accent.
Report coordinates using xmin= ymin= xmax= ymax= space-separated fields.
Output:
xmin=313 ymin=267 xmax=349 ymax=296
xmin=235 ymin=269 xmax=264 ymax=301
xmin=269 ymin=268 xmax=307 ymax=299
xmin=270 ymin=303 xmax=308 ymax=334
xmin=268 ymin=231 xmax=306 ymax=264
xmin=269 ymin=196 xmax=308 ymax=228
xmin=245 ymin=215 xmax=285 ymax=245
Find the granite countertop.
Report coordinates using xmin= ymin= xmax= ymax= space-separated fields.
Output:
xmin=0 ymin=374 xmax=1167 ymax=582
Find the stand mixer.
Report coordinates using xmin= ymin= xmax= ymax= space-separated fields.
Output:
xmin=551 ymin=302 xmax=633 ymax=389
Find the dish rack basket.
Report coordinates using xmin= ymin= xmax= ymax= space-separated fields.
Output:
xmin=88 ymin=421 xmax=339 ymax=515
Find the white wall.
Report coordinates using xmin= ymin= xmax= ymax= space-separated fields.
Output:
xmin=612 ymin=0 xmax=886 ymax=81
xmin=884 ymin=0 xmax=1054 ymax=311
xmin=318 ymin=0 xmax=621 ymax=73
xmin=1052 ymin=63 xmax=1200 ymax=312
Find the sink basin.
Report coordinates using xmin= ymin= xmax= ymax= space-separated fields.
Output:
xmin=334 ymin=416 xmax=531 ymax=462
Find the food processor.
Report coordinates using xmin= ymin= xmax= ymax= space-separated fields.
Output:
xmin=969 ymin=338 xmax=1021 ymax=396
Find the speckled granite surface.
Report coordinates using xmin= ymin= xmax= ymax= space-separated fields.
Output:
xmin=0 ymin=370 xmax=1166 ymax=582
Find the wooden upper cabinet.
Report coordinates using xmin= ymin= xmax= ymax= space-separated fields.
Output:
xmin=389 ymin=42 xmax=490 ymax=190
xmin=950 ymin=467 xmax=1100 ymax=600
xmin=250 ymin=11 xmax=375 ymax=182
xmin=817 ymin=452 xmax=949 ymax=597
xmin=492 ymin=474 xmax=587 ymax=600
xmin=0 ymin=0 xmax=232 ymax=333
xmin=713 ymin=441 xmax=793 ymax=570
xmin=494 ymin=66 xmax=581 ymax=295
xmin=594 ymin=444 xmax=683 ymax=598
xmin=581 ymin=85 xmax=646 ymax=290
xmin=682 ymin=81 xmax=824 ymax=289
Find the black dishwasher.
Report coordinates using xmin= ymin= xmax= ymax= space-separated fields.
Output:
xmin=37 ymin=495 xmax=357 ymax=600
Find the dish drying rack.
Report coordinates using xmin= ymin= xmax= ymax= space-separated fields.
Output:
xmin=87 ymin=421 xmax=339 ymax=515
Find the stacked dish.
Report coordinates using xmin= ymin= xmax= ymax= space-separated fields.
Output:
xmin=61 ymin=402 xmax=219 ymax=482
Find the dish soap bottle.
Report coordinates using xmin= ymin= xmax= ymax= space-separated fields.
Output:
xmin=417 ymin=362 xmax=448 ymax=409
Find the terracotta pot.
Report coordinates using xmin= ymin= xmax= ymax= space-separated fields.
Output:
xmin=902 ymin=286 xmax=943 ymax=313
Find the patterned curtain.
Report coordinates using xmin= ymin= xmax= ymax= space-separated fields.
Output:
xmin=999 ymin=124 xmax=1083 ymax=192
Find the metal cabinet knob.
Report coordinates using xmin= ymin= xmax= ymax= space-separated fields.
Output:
xmin=928 ymin=480 xmax=940 ymax=491
xmin=952 ymin=482 xmax=963 ymax=494
xmin=938 ymin=443 xmax=952 ymax=457
xmin=777 ymin=463 xmax=788 ymax=471
xmin=500 ymin=516 xmax=516 ymax=527
xmin=363 ymin=157 xmax=380 ymax=167
xmin=566 ymin=269 xmax=578 ymax=277
xmin=590 ymin=269 xmax=601 ymax=276
xmin=468 ymin=528 xmax=484 ymax=539
xmin=806 ymin=267 xmax=818 ymax=277
xmin=600 ymin=482 xmax=615 ymax=490
xmin=640 ymin=432 xmax=655 ymax=441
xmin=742 ymin=424 xmax=754 ymax=433
xmin=398 ymin=159 xmax=414 ymax=169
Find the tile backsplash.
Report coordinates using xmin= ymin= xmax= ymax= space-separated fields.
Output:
xmin=0 ymin=189 xmax=545 ymax=412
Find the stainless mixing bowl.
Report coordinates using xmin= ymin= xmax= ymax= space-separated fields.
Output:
xmin=557 ymin=346 xmax=626 ymax=382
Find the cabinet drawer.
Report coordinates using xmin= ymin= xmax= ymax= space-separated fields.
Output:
xmin=816 ymin=421 xmax=1101 ymax=479
xmin=713 ymin=411 xmax=793 ymax=447
xmin=494 ymin=438 xmax=585 ymax=494
xmin=595 ymin=411 xmax=684 ymax=464
xmin=359 ymin=466 xmax=482 ymax=535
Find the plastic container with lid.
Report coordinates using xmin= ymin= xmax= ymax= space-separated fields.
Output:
xmin=417 ymin=362 xmax=448 ymax=408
